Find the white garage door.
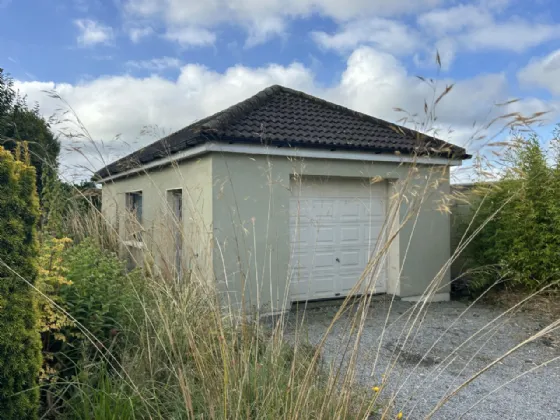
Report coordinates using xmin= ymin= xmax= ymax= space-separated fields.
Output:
xmin=289 ymin=177 xmax=387 ymax=301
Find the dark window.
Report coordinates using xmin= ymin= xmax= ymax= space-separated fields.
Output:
xmin=125 ymin=191 xmax=143 ymax=240
xmin=168 ymin=189 xmax=183 ymax=278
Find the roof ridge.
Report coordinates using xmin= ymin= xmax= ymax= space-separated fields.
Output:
xmin=135 ymin=84 xmax=441 ymax=148
xmin=268 ymin=85 xmax=442 ymax=146
xmin=93 ymin=84 xmax=469 ymax=180
xmin=128 ymin=85 xmax=282 ymax=149
xmin=199 ymin=85 xmax=281 ymax=131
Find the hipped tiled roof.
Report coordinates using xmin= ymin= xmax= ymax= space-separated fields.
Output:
xmin=94 ymin=85 xmax=469 ymax=180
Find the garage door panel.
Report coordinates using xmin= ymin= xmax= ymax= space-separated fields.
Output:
xmin=364 ymin=224 xmax=384 ymax=244
xmin=289 ymin=177 xmax=388 ymax=301
xmin=339 ymin=271 xmax=367 ymax=294
xmin=289 ymin=251 xmax=308 ymax=271
xmin=312 ymin=199 xmax=336 ymax=220
xmin=289 ymin=199 xmax=312 ymax=220
xmin=309 ymin=272 xmax=337 ymax=298
xmin=310 ymin=252 xmax=334 ymax=269
xmin=340 ymin=226 xmax=362 ymax=244
xmin=290 ymin=272 xmax=336 ymax=299
xmin=362 ymin=270 xmax=388 ymax=293
xmin=339 ymin=200 xmax=362 ymax=221
xmin=290 ymin=225 xmax=312 ymax=245
xmin=339 ymin=249 xmax=361 ymax=268
xmin=289 ymin=267 xmax=309 ymax=283
xmin=315 ymin=224 xmax=336 ymax=244
xmin=291 ymin=251 xmax=335 ymax=272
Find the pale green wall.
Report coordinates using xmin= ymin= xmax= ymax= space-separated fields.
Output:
xmin=101 ymin=157 xmax=214 ymax=279
xmin=211 ymin=153 xmax=451 ymax=312
xmin=101 ymin=152 xmax=451 ymax=311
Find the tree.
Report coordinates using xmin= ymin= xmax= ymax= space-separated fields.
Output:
xmin=0 ymin=144 xmax=42 ymax=419
xmin=0 ymin=68 xmax=15 ymax=134
xmin=0 ymin=68 xmax=60 ymax=197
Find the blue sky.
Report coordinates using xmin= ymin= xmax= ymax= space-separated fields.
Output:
xmin=1 ymin=0 xmax=559 ymax=179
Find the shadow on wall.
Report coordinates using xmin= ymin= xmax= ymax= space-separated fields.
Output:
xmin=449 ymin=183 xmax=484 ymax=298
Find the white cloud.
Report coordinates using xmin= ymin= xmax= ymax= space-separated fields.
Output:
xmin=311 ymin=3 xmax=560 ymax=72
xmin=126 ymin=56 xmax=183 ymax=71
xmin=417 ymin=5 xmax=560 ymax=55
xmin=14 ymin=62 xmax=313 ymax=174
xmin=123 ymin=0 xmax=444 ymax=47
xmin=15 ymin=46 xmax=546 ymax=177
xmin=327 ymin=47 xmax=509 ymax=128
xmin=74 ymin=19 xmax=114 ymax=47
xmin=415 ymin=0 xmax=560 ymax=70
xmin=417 ymin=4 xmax=493 ymax=35
xmin=119 ymin=0 xmax=560 ymax=59
xmin=128 ymin=26 xmax=154 ymax=43
xmin=464 ymin=20 xmax=560 ymax=53
xmin=244 ymin=16 xmax=286 ymax=48
xmin=125 ymin=0 xmax=444 ymax=23
xmin=164 ymin=27 xmax=216 ymax=47
xmin=518 ymin=49 xmax=560 ymax=96
xmin=311 ymin=18 xmax=421 ymax=55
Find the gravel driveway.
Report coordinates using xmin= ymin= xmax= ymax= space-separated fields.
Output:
xmin=283 ymin=299 xmax=560 ymax=419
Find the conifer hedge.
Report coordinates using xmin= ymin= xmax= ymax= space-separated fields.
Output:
xmin=0 ymin=144 xmax=42 ymax=419
xmin=467 ymin=132 xmax=560 ymax=292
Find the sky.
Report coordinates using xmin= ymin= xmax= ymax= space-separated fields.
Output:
xmin=1 ymin=0 xmax=559 ymax=181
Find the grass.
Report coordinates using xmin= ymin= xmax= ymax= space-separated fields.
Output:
xmin=483 ymin=288 xmax=560 ymax=321
xmin=2 ymin=70 xmax=559 ymax=419
xmin=43 ymin=247 xmax=375 ymax=419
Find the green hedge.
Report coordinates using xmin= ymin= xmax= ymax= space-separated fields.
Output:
xmin=467 ymin=132 xmax=560 ymax=292
xmin=0 ymin=145 xmax=42 ymax=419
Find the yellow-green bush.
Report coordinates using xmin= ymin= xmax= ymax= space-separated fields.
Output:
xmin=0 ymin=145 xmax=42 ymax=419
xmin=36 ymin=237 xmax=75 ymax=385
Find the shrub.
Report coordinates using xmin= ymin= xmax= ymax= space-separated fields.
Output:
xmin=36 ymin=238 xmax=144 ymax=416
xmin=36 ymin=237 xmax=75 ymax=387
xmin=58 ymin=239 xmax=143 ymax=369
xmin=467 ymin=130 xmax=560 ymax=292
xmin=0 ymin=145 xmax=42 ymax=419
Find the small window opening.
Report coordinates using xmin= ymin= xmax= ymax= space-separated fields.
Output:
xmin=168 ymin=189 xmax=183 ymax=279
xmin=125 ymin=191 xmax=143 ymax=241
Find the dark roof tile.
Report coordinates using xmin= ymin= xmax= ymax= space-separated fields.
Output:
xmin=94 ymin=85 xmax=469 ymax=179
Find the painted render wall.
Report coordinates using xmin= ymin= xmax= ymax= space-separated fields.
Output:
xmin=100 ymin=156 xmax=214 ymax=279
xmin=100 ymin=151 xmax=451 ymax=313
xmin=211 ymin=153 xmax=451 ymax=313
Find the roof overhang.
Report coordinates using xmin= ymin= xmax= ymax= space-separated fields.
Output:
xmin=95 ymin=142 xmax=464 ymax=183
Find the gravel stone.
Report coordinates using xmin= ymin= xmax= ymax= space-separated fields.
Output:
xmin=284 ymin=300 xmax=560 ymax=419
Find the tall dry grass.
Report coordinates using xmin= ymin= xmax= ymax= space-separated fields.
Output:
xmin=2 ymin=74 xmax=558 ymax=419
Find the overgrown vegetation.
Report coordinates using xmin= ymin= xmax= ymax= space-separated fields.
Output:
xmin=0 ymin=145 xmax=42 ymax=419
xmin=465 ymin=127 xmax=560 ymax=292
xmin=38 ymin=238 xmax=144 ymax=413
xmin=1 ymin=60 xmax=559 ymax=419
xmin=33 ymin=225 xmax=372 ymax=418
